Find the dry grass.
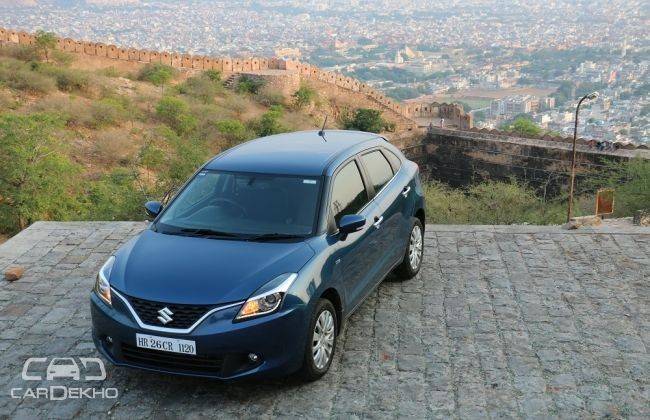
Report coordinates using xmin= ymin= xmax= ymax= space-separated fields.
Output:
xmin=91 ymin=127 xmax=139 ymax=166
xmin=29 ymin=93 xmax=94 ymax=126
xmin=281 ymin=110 xmax=319 ymax=132
xmin=0 ymin=88 xmax=17 ymax=110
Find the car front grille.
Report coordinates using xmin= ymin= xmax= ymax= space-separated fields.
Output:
xmin=125 ymin=294 xmax=215 ymax=329
xmin=120 ymin=343 xmax=224 ymax=374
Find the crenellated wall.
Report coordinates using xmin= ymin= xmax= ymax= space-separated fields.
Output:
xmin=0 ymin=28 xmax=472 ymax=131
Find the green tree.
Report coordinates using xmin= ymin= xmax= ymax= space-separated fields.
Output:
xmin=345 ymin=108 xmax=387 ymax=133
xmin=0 ymin=114 xmax=80 ymax=232
xmin=503 ymin=117 xmax=542 ymax=137
xmin=138 ymin=63 xmax=174 ymax=95
xmin=34 ymin=30 xmax=57 ymax=63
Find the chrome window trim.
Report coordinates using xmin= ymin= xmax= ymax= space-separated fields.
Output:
xmin=111 ymin=287 xmax=244 ymax=334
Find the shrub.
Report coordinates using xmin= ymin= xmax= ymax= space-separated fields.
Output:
xmin=251 ymin=105 xmax=286 ymax=137
xmin=138 ymin=63 xmax=174 ymax=93
xmin=43 ymin=96 xmax=107 ymax=128
xmin=215 ymin=119 xmax=248 ymax=143
xmin=0 ymin=59 xmax=56 ymax=93
xmin=256 ymin=89 xmax=285 ymax=107
xmin=34 ymin=63 xmax=92 ymax=93
xmin=99 ymin=66 xmax=124 ymax=78
xmin=89 ymin=97 xmax=129 ymax=128
xmin=155 ymin=96 xmax=196 ymax=135
xmin=92 ymin=128 xmax=136 ymax=165
xmin=292 ymin=84 xmax=316 ymax=109
xmin=236 ymin=75 xmax=266 ymax=95
xmin=50 ymin=50 xmax=74 ymax=67
xmin=422 ymin=181 xmax=473 ymax=224
xmin=177 ymin=74 xmax=222 ymax=104
xmin=467 ymin=181 xmax=543 ymax=225
xmin=52 ymin=68 xmax=90 ymax=92
xmin=221 ymin=94 xmax=248 ymax=118
xmin=203 ymin=69 xmax=221 ymax=82
xmin=344 ymin=108 xmax=390 ymax=133
xmin=154 ymin=126 xmax=209 ymax=190
xmin=137 ymin=138 xmax=166 ymax=171
xmin=84 ymin=168 xmax=149 ymax=222
xmin=587 ymin=158 xmax=650 ymax=217
xmin=0 ymin=44 xmax=40 ymax=61
xmin=423 ymin=179 xmax=567 ymax=225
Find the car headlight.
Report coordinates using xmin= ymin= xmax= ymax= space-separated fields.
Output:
xmin=94 ymin=256 xmax=115 ymax=306
xmin=235 ymin=273 xmax=298 ymax=320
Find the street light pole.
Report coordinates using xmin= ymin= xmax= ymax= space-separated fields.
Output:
xmin=567 ymin=92 xmax=599 ymax=223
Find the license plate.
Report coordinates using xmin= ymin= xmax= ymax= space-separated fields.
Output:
xmin=136 ymin=333 xmax=196 ymax=355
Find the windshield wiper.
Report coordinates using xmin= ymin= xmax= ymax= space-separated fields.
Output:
xmin=246 ymin=233 xmax=306 ymax=241
xmin=178 ymin=228 xmax=244 ymax=239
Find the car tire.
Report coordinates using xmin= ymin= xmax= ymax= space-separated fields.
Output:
xmin=394 ymin=218 xmax=424 ymax=280
xmin=299 ymin=299 xmax=337 ymax=382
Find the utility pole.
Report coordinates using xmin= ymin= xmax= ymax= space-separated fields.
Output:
xmin=567 ymin=92 xmax=599 ymax=222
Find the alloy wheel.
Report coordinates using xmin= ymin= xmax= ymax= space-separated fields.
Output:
xmin=409 ymin=224 xmax=423 ymax=271
xmin=312 ymin=309 xmax=335 ymax=369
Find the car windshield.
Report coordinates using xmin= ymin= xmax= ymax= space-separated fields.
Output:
xmin=156 ymin=170 xmax=322 ymax=239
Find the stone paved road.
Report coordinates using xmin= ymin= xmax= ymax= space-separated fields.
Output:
xmin=0 ymin=222 xmax=648 ymax=419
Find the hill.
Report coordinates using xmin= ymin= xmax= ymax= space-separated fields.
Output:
xmin=0 ymin=40 xmax=404 ymax=234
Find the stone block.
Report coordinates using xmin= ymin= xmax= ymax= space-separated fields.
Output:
xmin=4 ymin=266 xmax=24 ymax=281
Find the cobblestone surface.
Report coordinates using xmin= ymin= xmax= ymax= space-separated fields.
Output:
xmin=0 ymin=221 xmax=648 ymax=418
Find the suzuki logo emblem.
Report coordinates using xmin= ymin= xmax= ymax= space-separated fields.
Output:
xmin=157 ymin=307 xmax=174 ymax=325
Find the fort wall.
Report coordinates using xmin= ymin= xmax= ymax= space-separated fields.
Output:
xmin=0 ymin=28 xmax=471 ymax=131
xmin=404 ymin=128 xmax=648 ymax=193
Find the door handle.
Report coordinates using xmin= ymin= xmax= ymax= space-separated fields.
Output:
xmin=402 ymin=186 xmax=411 ymax=198
xmin=373 ymin=216 xmax=383 ymax=229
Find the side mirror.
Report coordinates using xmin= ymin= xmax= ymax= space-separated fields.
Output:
xmin=144 ymin=201 xmax=163 ymax=220
xmin=338 ymin=214 xmax=366 ymax=236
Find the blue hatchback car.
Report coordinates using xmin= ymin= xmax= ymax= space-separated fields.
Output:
xmin=91 ymin=130 xmax=425 ymax=381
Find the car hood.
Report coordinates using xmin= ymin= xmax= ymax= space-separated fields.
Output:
xmin=109 ymin=229 xmax=314 ymax=305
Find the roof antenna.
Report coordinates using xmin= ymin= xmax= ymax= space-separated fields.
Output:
xmin=318 ymin=115 xmax=328 ymax=141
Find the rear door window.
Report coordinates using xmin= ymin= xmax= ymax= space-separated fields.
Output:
xmin=361 ymin=150 xmax=394 ymax=194
xmin=383 ymin=149 xmax=402 ymax=172
xmin=330 ymin=161 xmax=368 ymax=225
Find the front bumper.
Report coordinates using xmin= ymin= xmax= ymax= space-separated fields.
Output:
xmin=90 ymin=292 xmax=308 ymax=380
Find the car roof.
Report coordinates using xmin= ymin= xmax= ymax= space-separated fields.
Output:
xmin=205 ymin=130 xmax=385 ymax=176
